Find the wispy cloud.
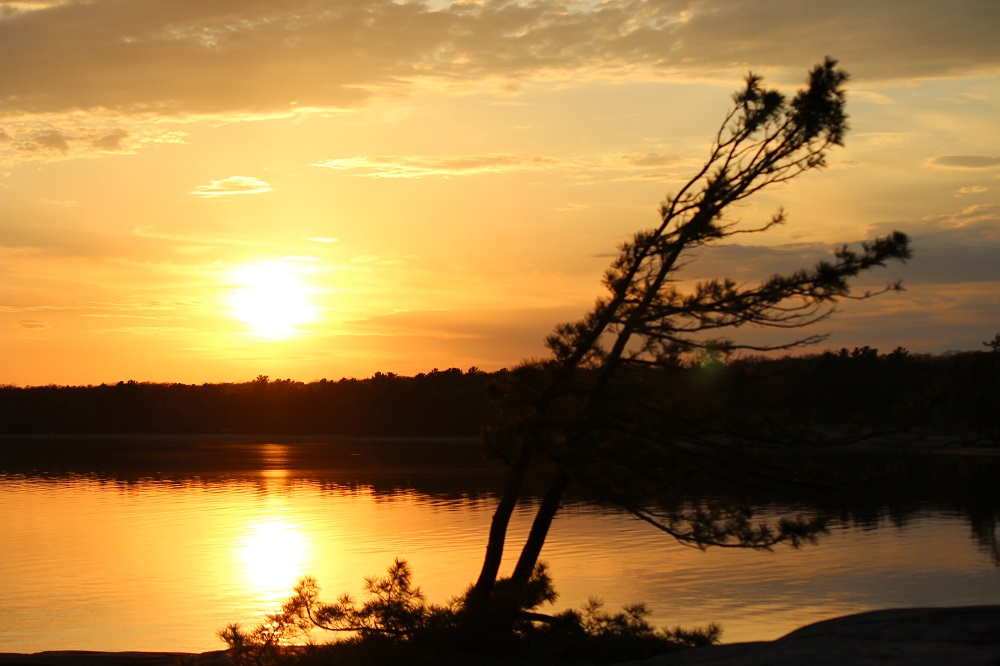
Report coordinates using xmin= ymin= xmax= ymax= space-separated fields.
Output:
xmin=956 ymin=186 xmax=989 ymax=197
xmin=350 ymin=254 xmax=403 ymax=266
xmin=0 ymin=297 xmax=195 ymax=319
xmin=314 ymin=153 xmax=564 ymax=178
xmin=82 ymin=313 xmax=189 ymax=321
xmin=0 ymin=303 xmax=77 ymax=313
xmin=133 ymin=227 xmax=272 ymax=247
xmin=929 ymin=155 xmax=1000 ymax=169
xmin=189 ymin=176 xmax=272 ymax=198
xmin=314 ymin=152 xmax=684 ymax=179
xmin=0 ymin=2 xmax=66 ymax=15
xmin=850 ymin=90 xmax=895 ymax=105
xmin=92 ymin=326 xmax=197 ymax=336
xmin=15 ymin=319 xmax=50 ymax=329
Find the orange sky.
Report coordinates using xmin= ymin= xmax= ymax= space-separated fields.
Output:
xmin=1 ymin=1 xmax=998 ymax=386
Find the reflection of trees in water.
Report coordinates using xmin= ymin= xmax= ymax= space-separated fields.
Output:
xmin=615 ymin=451 xmax=1000 ymax=567
xmin=3 ymin=438 xmax=998 ymax=565
xmin=830 ymin=454 xmax=1000 ymax=565
xmin=970 ymin=512 xmax=998 ymax=565
xmin=960 ymin=460 xmax=1000 ymax=565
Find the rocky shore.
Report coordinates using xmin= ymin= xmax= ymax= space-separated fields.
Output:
xmin=2 ymin=606 xmax=998 ymax=665
xmin=0 ymin=652 xmax=228 ymax=665
xmin=623 ymin=605 xmax=1000 ymax=665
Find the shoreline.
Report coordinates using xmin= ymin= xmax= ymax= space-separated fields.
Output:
xmin=4 ymin=606 xmax=999 ymax=665
xmin=0 ymin=433 xmax=483 ymax=444
xmin=0 ymin=651 xmax=229 ymax=665
xmin=0 ymin=429 xmax=993 ymax=450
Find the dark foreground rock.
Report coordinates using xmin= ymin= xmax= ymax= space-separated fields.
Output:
xmin=2 ymin=606 xmax=998 ymax=665
xmin=622 ymin=606 xmax=1000 ymax=665
xmin=0 ymin=651 xmax=228 ymax=665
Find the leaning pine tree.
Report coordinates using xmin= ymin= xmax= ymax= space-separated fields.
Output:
xmin=468 ymin=57 xmax=911 ymax=624
xmin=219 ymin=59 xmax=912 ymax=662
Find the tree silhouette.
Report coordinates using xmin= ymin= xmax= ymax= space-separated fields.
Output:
xmin=469 ymin=58 xmax=912 ymax=617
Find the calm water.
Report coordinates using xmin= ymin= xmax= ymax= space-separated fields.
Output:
xmin=1 ymin=437 xmax=998 ymax=653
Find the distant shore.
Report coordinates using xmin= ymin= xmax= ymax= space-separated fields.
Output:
xmin=0 ymin=429 xmax=995 ymax=452
xmin=0 ymin=433 xmax=482 ymax=443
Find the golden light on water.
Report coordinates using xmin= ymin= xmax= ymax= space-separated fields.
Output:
xmin=228 ymin=260 xmax=318 ymax=340
xmin=4 ymin=462 xmax=1000 ymax=654
xmin=239 ymin=516 xmax=310 ymax=595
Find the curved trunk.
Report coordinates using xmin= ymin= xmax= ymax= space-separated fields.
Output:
xmin=470 ymin=445 xmax=534 ymax=599
xmin=511 ymin=468 xmax=570 ymax=584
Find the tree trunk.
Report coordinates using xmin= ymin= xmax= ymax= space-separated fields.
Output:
xmin=470 ymin=444 xmax=534 ymax=599
xmin=511 ymin=468 xmax=570 ymax=584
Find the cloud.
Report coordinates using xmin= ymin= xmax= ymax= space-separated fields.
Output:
xmin=553 ymin=203 xmax=591 ymax=213
xmin=677 ymin=242 xmax=875 ymax=288
xmin=956 ymin=186 xmax=989 ymax=197
xmin=83 ymin=313 xmax=188 ymax=320
xmin=676 ymin=204 xmax=1000 ymax=290
xmin=0 ymin=297 xmax=192 ymax=318
xmin=89 ymin=128 xmax=128 ymax=150
xmin=929 ymin=155 xmax=1000 ymax=169
xmin=865 ymin=204 xmax=1000 ymax=285
xmin=645 ymin=1 xmax=998 ymax=82
xmin=854 ymin=132 xmax=909 ymax=148
xmin=92 ymin=326 xmax=197 ymax=336
xmin=0 ymin=1 xmax=65 ymax=16
xmin=314 ymin=153 xmax=564 ymax=178
xmin=189 ymin=175 xmax=272 ymax=198
xmin=622 ymin=152 xmax=680 ymax=167
xmin=850 ymin=90 xmax=894 ymax=105
xmin=0 ymin=119 xmax=185 ymax=164
xmin=0 ymin=0 xmax=994 ymax=124
xmin=31 ymin=129 xmax=70 ymax=152
xmin=314 ymin=151 xmax=684 ymax=179
xmin=15 ymin=319 xmax=50 ymax=329
xmin=132 ymin=226 xmax=271 ymax=248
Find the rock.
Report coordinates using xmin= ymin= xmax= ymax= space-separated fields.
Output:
xmin=0 ymin=650 xmax=228 ymax=666
xmin=622 ymin=606 xmax=1000 ymax=665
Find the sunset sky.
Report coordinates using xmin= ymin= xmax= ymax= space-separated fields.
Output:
xmin=2 ymin=0 xmax=998 ymax=386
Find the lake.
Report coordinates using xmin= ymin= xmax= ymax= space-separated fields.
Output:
xmin=1 ymin=436 xmax=998 ymax=654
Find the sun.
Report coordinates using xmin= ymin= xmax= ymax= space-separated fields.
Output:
xmin=228 ymin=260 xmax=318 ymax=339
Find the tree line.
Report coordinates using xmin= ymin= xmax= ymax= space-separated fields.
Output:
xmin=0 ymin=368 xmax=490 ymax=436
xmin=0 ymin=347 xmax=995 ymax=437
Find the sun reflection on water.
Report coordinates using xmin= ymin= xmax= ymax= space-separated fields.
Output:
xmin=238 ymin=515 xmax=310 ymax=596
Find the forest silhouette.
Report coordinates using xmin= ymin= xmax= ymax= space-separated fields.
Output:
xmin=1 ymin=347 xmax=995 ymax=438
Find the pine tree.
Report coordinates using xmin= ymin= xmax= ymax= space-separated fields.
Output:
xmin=470 ymin=58 xmax=911 ymax=615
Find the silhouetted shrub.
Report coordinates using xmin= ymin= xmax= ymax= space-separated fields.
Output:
xmin=219 ymin=559 xmax=716 ymax=666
